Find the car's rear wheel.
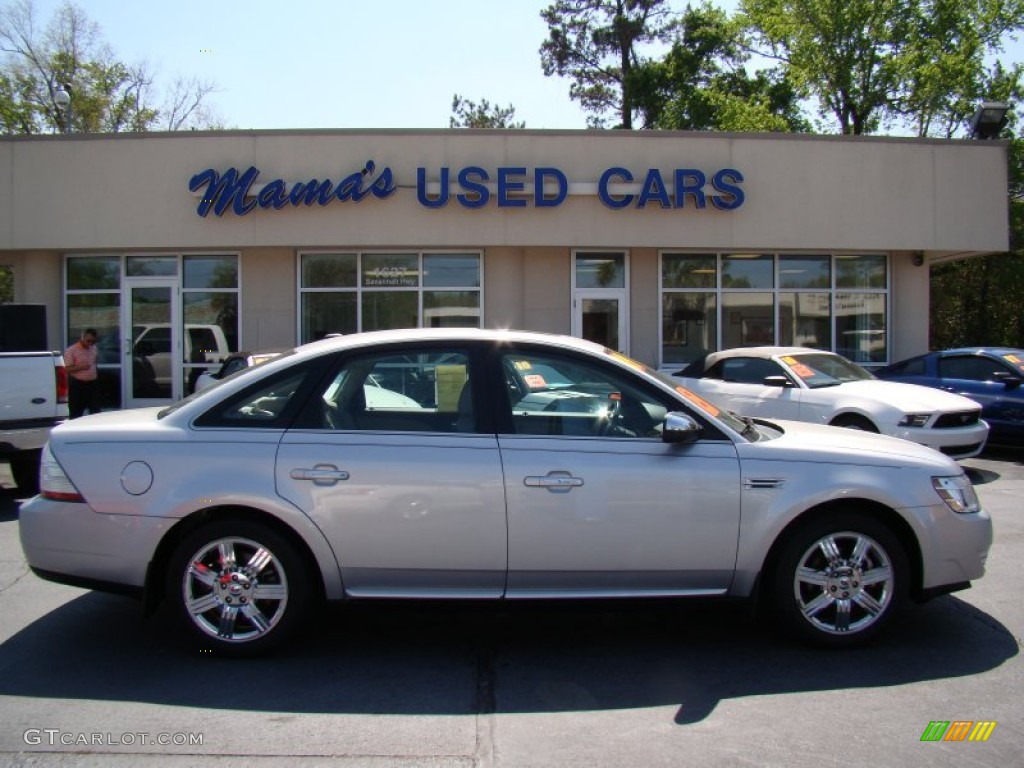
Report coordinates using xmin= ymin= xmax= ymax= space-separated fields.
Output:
xmin=770 ymin=514 xmax=908 ymax=647
xmin=167 ymin=520 xmax=312 ymax=655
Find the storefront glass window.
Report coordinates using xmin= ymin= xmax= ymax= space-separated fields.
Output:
xmin=67 ymin=256 xmax=120 ymax=290
xmin=780 ymin=255 xmax=831 ymax=289
xmin=575 ymin=252 xmax=625 ymax=288
xmin=661 ymin=293 xmax=717 ymax=365
xmin=836 ymin=293 xmax=887 ymax=363
xmin=836 ymin=254 xmax=887 ymax=289
xmin=303 ymin=292 xmax=357 ymax=340
xmin=362 ymin=253 xmax=419 ymax=288
xmin=303 ymin=253 xmax=357 ymax=288
xmin=299 ymin=251 xmax=482 ymax=343
xmin=362 ymin=292 xmax=418 ymax=331
xmin=184 ymin=255 xmax=239 ymax=289
xmin=662 ymin=254 xmax=716 ymax=289
xmin=126 ymin=256 xmax=178 ymax=277
xmin=723 ymin=293 xmax=775 ymax=347
xmin=722 ymin=254 xmax=773 ymax=289
xmin=424 ymin=254 xmax=480 ymax=288
xmin=424 ymin=291 xmax=481 ymax=328
xmin=779 ymin=292 xmax=831 ymax=349
xmin=659 ymin=252 xmax=888 ymax=367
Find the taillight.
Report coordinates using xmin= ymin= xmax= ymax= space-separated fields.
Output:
xmin=39 ymin=444 xmax=84 ymax=502
xmin=55 ymin=363 xmax=69 ymax=404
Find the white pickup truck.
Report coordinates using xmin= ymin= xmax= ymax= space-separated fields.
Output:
xmin=0 ymin=351 xmax=69 ymax=492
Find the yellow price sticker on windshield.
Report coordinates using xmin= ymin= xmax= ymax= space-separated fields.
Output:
xmin=1004 ymin=354 xmax=1021 ymax=364
xmin=781 ymin=356 xmax=798 ymax=365
xmin=513 ymin=360 xmax=533 ymax=371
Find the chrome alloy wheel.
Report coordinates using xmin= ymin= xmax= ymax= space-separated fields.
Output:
xmin=181 ymin=536 xmax=290 ymax=643
xmin=792 ymin=531 xmax=894 ymax=635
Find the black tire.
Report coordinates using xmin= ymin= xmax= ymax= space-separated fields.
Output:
xmin=829 ymin=414 xmax=878 ymax=432
xmin=768 ymin=513 xmax=908 ymax=648
xmin=9 ymin=450 xmax=41 ymax=494
xmin=166 ymin=519 xmax=313 ymax=656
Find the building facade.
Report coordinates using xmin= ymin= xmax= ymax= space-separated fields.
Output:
xmin=0 ymin=129 xmax=1009 ymax=410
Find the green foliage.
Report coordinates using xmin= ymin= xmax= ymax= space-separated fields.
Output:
xmin=0 ymin=0 xmax=216 ymax=134
xmin=740 ymin=0 xmax=1024 ymax=136
xmin=930 ymin=138 xmax=1024 ymax=349
xmin=630 ymin=2 xmax=809 ymax=132
xmin=540 ymin=0 xmax=676 ymax=129
xmin=449 ymin=94 xmax=525 ymax=128
xmin=0 ymin=264 xmax=12 ymax=303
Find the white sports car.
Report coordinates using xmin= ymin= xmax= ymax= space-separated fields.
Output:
xmin=671 ymin=347 xmax=989 ymax=459
xmin=20 ymin=330 xmax=991 ymax=655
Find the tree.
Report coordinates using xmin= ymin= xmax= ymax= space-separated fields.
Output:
xmin=0 ymin=264 xmax=12 ymax=303
xmin=740 ymin=0 xmax=1024 ymax=136
xmin=0 ymin=0 xmax=217 ymax=134
xmin=449 ymin=94 xmax=525 ymax=128
xmin=930 ymin=136 xmax=1024 ymax=349
xmin=540 ymin=0 xmax=675 ymax=129
xmin=629 ymin=2 xmax=809 ymax=132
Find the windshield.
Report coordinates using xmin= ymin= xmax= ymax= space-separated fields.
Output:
xmin=782 ymin=353 xmax=876 ymax=388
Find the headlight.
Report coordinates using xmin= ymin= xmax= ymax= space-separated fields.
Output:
xmin=932 ymin=475 xmax=980 ymax=514
xmin=899 ymin=413 xmax=932 ymax=428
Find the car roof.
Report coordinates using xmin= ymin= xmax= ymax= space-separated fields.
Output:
xmin=702 ymin=346 xmax=826 ymax=365
xmin=291 ymin=327 xmax=610 ymax=359
xmin=937 ymin=347 xmax=1024 ymax=357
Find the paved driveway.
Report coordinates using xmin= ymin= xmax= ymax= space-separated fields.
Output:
xmin=0 ymin=450 xmax=1021 ymax=767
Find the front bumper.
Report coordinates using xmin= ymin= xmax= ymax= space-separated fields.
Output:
xmin=893 ymin=421 xmax=989 ymax=460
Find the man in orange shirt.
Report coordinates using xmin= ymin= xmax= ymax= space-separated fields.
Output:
xmin=64 ymin=328 xmax=101 ymax=418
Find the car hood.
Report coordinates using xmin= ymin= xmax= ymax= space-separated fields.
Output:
xmin=830 ymin=380 xmax=980 ymax=413
xmin=749 ymin=418 xmax=959 ymax=470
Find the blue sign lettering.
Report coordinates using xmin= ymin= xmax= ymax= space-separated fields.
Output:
xmin=192 ymin=163 xmax=743 ymax=216
xmin=189 ymin=162 xmax=396 ymax=217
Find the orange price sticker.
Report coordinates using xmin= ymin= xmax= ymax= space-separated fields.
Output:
xmin=675 ymin=386 xmax=720 ymax=417
xmin=789 ymin=363 xmax=815 ymax=378
xmin=523 ymin=374 xmax=547 ymax=388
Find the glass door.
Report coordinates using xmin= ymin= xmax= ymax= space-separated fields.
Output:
xmin=572 ymin=251 xmax=628 ymax=353
xmin=574 ymin=295 xmax=627 ymax=352
xmin=124 ymin=278 xmax=181 ymax=408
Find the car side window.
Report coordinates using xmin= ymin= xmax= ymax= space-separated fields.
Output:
xmin=714 ymin=358 xmax=783 ymax=384
xmin=194 ymin=368 xmax=312 ymax=427
xmin=890 ymin=357 xmax=926 ymax=376
xmin=317 ymin=349 xmax=477 ymax=433
xmin=939 ymin=356 xmax=1008 ymax=382
xmin=500 ymin=351 xmax=666 ymax=438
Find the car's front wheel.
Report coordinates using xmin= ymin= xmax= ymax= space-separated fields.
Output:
xmin=167 ymin=520 xmax=313 ymax=655
xmin=769 ymin=514 xmax=908 ymax=647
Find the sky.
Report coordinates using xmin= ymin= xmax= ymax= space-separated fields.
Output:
xmin=20 ymin=0 xmax=1024 ymax=131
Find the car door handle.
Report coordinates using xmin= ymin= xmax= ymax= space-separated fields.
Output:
xmin=524 ymin=471 xmax=584 ymax=493
xmin=290 ymin=465 xmax=350 ymax=486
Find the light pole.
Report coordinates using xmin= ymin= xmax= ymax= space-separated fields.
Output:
xmin=53 ymin=86 xmax=72 ymax=133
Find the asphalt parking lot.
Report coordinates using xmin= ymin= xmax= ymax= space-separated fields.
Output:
xmin=0 ymin=449 xmax=1021 ymax=767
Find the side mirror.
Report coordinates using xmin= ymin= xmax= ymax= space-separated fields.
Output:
xmin=662 ymin=411 xmax=702 ymax=444
xmin=762 ymin=375 xmax=793 ymax=388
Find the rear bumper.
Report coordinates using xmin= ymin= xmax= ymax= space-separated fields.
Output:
xmin=18 ymin=496 xmax=171 ymax=592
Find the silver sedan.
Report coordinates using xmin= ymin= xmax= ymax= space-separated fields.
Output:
xmin=19 ymin=329 xmax=992 ymax=655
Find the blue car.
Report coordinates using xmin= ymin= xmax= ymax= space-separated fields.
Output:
xmin=877 ymin=348 xmax=1024 ymax=446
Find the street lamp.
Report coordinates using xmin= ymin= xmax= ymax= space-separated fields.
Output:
xmin=53 ymin=86 xmax=72 ymax=133
xmin=969 ymin=102 xmax=1010 ymax=140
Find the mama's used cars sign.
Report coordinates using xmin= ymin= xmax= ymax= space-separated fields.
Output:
xmin=189 ymin=161 xmax=744 ymax=217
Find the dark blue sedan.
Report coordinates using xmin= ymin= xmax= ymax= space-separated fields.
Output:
xmin=877 ymin=348 xmax=1024 ymax=446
